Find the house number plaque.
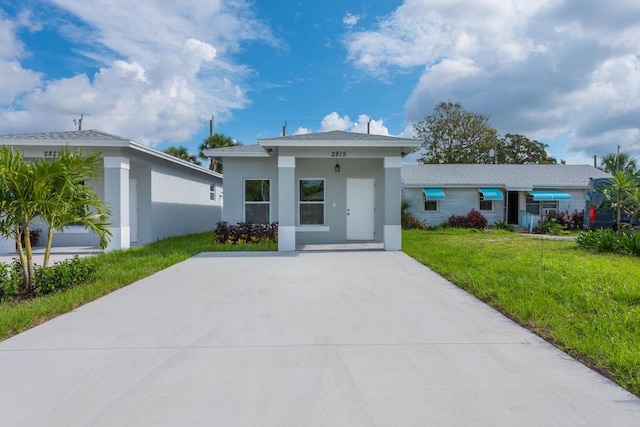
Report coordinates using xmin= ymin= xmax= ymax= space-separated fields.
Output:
xmin=331 ymin=151 xmax=347 ymax=157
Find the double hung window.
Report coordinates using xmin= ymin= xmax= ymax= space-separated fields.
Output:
xmin=244 ymin=179 xmax=270 ymax=223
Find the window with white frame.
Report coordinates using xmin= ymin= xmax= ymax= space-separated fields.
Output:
xmin=479 ymin=194 xmax=493 ymax=211
xmin=210 ymin=183 xmax=216 ymax=201
xmin=244 ymin=179 xmax=270 ymax=223
xmin=525 ymin=195 xmax=558 ymax=215
xmin=299 ymin=179 xmax=325 ymax=225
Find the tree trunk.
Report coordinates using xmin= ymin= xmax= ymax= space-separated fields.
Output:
xmin=15 ymin=226 xmax=29 ymax=294
xmin=43 ymin=227 xmax=54 ymax=268
xmin=23 ymin=222 xmax=36 ymax=293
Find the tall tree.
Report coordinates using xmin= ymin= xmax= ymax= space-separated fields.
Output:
xmin=597 ymin=171 xmax=639 ymax=234
xmin=414 ymin=101 xmax=499 ymax=164
xmin=599 ymin=152 xmax=638 ymax=175
xmin=0 ymin=147 xmax=112 ymax=292
xmin=499 ymin=134 xmax=557 ymax=164
xmin=198 ymin=133 xmax=238 ymax=172
xmin=39 ymin=148 xmax=112 ymax=267
xmin=163 ymin=146 xmax=201 ymax=165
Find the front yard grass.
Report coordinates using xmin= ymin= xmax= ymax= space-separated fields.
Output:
xmin=0 ymin=232 xmax=276 ymax=340
xmin=403 ymin=228 xmax=640 ymax=397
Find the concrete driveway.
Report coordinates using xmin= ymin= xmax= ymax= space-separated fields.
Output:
xmin=1 ymin=251 xmax=639 ymax=426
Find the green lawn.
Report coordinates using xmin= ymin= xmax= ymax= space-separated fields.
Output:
xmin=403 ymin=228 xmax=640 ymax=397
xmin=0 ymin=232 xmax=276 ymax=340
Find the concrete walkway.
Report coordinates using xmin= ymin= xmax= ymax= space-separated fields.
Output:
xmin=1 ymin=251 xmax=638 ymax=426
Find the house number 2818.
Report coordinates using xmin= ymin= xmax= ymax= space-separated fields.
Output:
xmin=331 ymin=151 xmax=347 ymax=157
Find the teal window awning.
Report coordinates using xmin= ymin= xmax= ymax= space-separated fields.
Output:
xmin=529 ymin=190 xmax=571 ymax=201
xmin=479 ymin=188 xmax=504 ymax=200
xmin=423 ymin=188 xmax=445 ymax=200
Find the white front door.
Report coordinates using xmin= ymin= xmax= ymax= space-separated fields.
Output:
xmin=129 ymin=178 xmax=138 ymax=243
xmin=346 ymin=178 xmax=375 ymax=240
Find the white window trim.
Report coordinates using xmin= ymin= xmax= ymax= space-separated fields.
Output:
xmin=478 ymin=195 xmax=494 ymax=212
xmin=243 ymin=178 xmax=271 ymax=223
xmin=423 ymin=194 xmax=439 ymax=212
xmin=298 ymin=178 xmax=326 ymax=226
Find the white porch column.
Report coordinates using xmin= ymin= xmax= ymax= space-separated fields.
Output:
xmin=383 ymin=156 xmax=402 ymax=251
xmin=103 ymin=156 xmax=130 ymax=252
xmin=278 ymin=156 xmax=296 ymax=251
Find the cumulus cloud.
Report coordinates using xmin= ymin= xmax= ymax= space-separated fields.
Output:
xmin=318 ymin=112 xmax=391 ymax=135
xmin=0 ymin=0 xmax=277 ymax=145
xmin=293 ymin=127 xmax=310 ymax=135
xmin=345 ymin=0 xmax=640 ymax=159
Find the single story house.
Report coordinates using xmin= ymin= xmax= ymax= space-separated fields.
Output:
xmin=0 ymin=130 xmax=222 ymax=254
xmin=402 ymin=164 xmax=611 ymax=228
xmin=204 ymin=130 xmax=421 ymax=251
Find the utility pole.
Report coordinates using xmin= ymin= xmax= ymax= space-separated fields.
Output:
xmin=593 ymin=154 xmax=597 ymax=168
xmin=209 ymin=114 xmax=214 ymax=136
xmin=616 ymin=144 xmax=621 ymax=172
xmin=367 ymin=118 xmax=371 ymax=134
xmin=282 ymin=121 xmax=287 ymax=137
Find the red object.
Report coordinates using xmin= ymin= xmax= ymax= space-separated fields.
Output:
xmin=589 ymin=206 xmax=596 ymax=221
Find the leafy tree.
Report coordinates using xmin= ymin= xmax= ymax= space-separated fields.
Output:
xmin=39 ymin=148 xmax=111 ymax=267
xmin=163 ymin=145 xmax=201 ymax=166
xmin=599 ymin=152 xmax=638 ymax=174
xmin=198 ymin=133 xmax=238 ymax=172
xmin=498 ymin=134 xmax=557 ymax=164
xmin=414 ymin=101 xmax=499 ymax=164
xmin=597 ymin=171 xmax=639 ymax=234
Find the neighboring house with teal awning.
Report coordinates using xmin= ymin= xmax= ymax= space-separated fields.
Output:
xmin=401 ymin=164 xmax=611 ymax=228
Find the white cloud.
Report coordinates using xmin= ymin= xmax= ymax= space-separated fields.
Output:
xmin=345 ymin=0 xmax=640 ymax=160
xmin=343 ymin=13 xmax=361 ymax=27
xmin=318 ymin=112 xmax=391 ymax=136
xmin=320 ymin=112 xmax=353 ymax=132
xmin=0 ymin=0 xmax=277 ymax=145
xmin=293 ymin=127 xmax=310 ymax=135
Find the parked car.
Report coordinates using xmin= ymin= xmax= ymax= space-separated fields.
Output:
xmin=584 ymin=177 xmax=638 ymax=230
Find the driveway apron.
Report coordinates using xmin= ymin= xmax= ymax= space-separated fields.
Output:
xmin=1 ymin=251 xmax=639 ymax=426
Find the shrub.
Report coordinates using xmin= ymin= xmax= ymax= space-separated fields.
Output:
xmin=448 ymin=209 xmax=488 ymax=229
xmin=0 ymin=260 xmax=22 ymax=303
xmin=35 ymin=256 xmax=98 ymax=295
xmin=493 ymin=219 xmax=514 ymax=232
xmin=401 ymin=199 xmax=427 ymax=230
xmin=575 ymin=229 xmax=640 ymax=256
xmin=534 ymin=219 xmax=564 ymax=235
xmin=546 ymin=209 xmax=584 ymax=230
xmin=214 ymin=221 xmax=278 ymax=245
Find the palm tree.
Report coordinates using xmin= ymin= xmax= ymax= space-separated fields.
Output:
xmin=163 ymin=146 xmax=201 ymax=166
xmin=598 ymin=171 xmax=639 ymax=234
xmin=198 ymin=133 xmax=238 ymax=172
xmin=38 ymin=148 xmax=112 ymax=267
xmin=599 ymin=152 xmax=638 ymax=174
xmin=0 ymin=147 xmax=48 ymax=292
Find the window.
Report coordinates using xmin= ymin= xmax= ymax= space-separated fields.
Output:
xmin=210 ymin=184 xmax=216 ymax=201
xmin=526 ymin=196 xmax=558 ymax=215
xmin=244 ymin=179 xmax=270 ymax=223
xmin=423 ymin=193 xmax=438 ymax=211
xmin=479 ymin=194 xmax=493 ymax=211
xmin=299 ymin=179 xmax=325 ymax=225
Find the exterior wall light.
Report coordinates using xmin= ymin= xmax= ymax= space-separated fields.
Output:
xmin=335 ymin=161 xmax=340 ymax=173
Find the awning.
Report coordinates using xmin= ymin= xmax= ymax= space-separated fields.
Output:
xmin=479 ymin=188 xmax=504 ymax=200
xmin=529 ymin=190 xmax=571 ymax=201
xmin=423 ymin=188 xmax=445 ymax=200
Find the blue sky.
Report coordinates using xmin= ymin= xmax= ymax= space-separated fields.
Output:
xmin=1 ymin=0 xmax=639 ymax=165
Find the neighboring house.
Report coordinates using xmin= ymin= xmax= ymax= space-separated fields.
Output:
xmin=401 ymin=164 xmax=611 ymax=228
xmin=0 ymin=130 xmax=222 ymax=254
xmin=204 ymin=130 xmax=420 ymax=251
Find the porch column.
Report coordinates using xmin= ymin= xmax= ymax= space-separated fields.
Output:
xmin=278 ymin=156 xmax=296 ymax=251
xmin=383 ymin=156 xmax=402 ymax=251
xmin=103 ymin=156 xmax=130 ymax=252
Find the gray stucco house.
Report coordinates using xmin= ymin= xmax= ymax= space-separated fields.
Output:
xmin=205 ymin=130 xmax=420 ymax=251
xmin=402 ymin=164 xmax=611 ymax=228
xmin=0 ymin=130 xmax=223 ymax=254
